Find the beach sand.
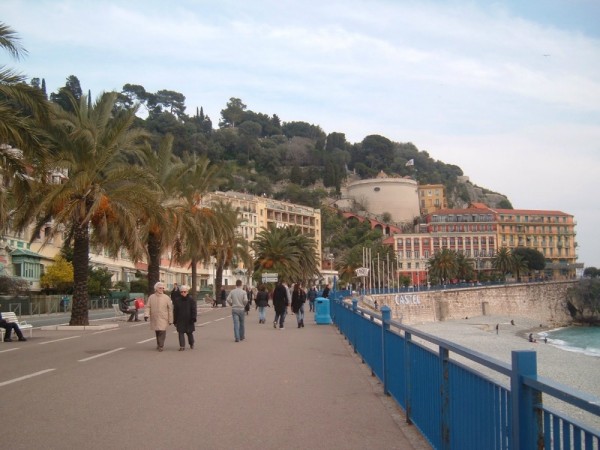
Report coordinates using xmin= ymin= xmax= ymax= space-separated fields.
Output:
xmin=409 ymin=315 xmax=600 ymax=431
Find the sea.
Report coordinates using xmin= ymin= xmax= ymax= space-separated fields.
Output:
xmin=539 ymin=326 xmax=600 ymax=358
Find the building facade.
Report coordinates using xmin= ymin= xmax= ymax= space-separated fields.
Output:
xmin=418 ymin=183 xmax=447 ymax=215
xmin=393 ymin=203 xmax=580 ymax=283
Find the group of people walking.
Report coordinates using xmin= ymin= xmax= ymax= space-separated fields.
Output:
xmin=143 ymin=279 xmax=325 ymax=351
xmin=144 ymin=281 xmax=196 ymax=352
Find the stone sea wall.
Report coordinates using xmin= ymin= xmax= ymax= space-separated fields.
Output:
xmin=367 ymin=281 xmax=575 ymax=326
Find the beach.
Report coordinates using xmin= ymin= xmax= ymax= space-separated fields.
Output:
xmin=409 ymin=315 xmax=600 ymax=431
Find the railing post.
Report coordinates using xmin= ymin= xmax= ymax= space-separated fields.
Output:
xmin=381 ymin=306 xmax=391 ymax=396
xmin=439 ymin=347 xmax=450 ymax=450
xmin=351 ymin=298 xmax=358 ymax=353
xmin=511 ymin=350 xmax=541 ymax=450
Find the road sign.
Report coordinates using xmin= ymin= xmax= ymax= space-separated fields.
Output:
xmin=262 ymin=272 xmax=278 ymax=283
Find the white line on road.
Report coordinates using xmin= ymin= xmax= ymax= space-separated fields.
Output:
xmin=137 ymin=337 xmax=156 ymax=344
xmin=0 ymin=347 xmax=20 ymax=354
xmin=39 ymin=336 xmax=81 ymax=345
xmin=78 ymin=347 xmax=125 ymax=362
xmin=215 ymin=317 xmax=227 ymax=322
xmin=0 ymin=368 xmax=56 ymax=387
xmin=198 ymin=321 xmax=212 ymax=327
xmin=92 ymin=328 xmax=119 ymax=335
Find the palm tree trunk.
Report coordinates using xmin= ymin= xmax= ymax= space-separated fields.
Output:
xmin=215 ymin=263 xmax=224 ymax=298
xmin=70 ymin=221 xmax=90 ymax=326
xmin=190 ymin=257 xmax=198 ymax=295
xmin=147 ymin=231 xmax=162 ymax=296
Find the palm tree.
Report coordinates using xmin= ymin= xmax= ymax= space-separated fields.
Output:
xmin=0 ymin=22 xmax=50 ymax=231
xmin=136 ymin=134 xmax=195 ymax=293
xmin=171 ymin=153 xmax=222 ymax=295
xmin=455 ymin=252 xmax=475 ymax=281
xmin=512 ymin=254 xmax=529 ymax=282
xmin=427 ymin=249 xmax=458 ymax=285
xmin=492 ymin=247 xmax=513 ymax=280
xmin=14 ymin=92 xmax=158 ymax=325
xmin=208 ymin=201 xmax=252 ymax=295
xmin=252 ymin=224 xmax=319 ymax=284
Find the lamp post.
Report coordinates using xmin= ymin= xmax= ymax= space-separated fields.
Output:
xmin=328 ymin=253 xmax=335 ymax=292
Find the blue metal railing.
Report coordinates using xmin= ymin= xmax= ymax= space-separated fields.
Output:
xmin=329 ymin=293 xmax=600 ymax=450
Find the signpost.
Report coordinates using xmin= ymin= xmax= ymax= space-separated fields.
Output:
xmin=261 ymin=272 xmax=278 ymax=283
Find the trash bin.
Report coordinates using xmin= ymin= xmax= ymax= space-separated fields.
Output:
xmin=314 ymin=297 xmax=332 ymax=324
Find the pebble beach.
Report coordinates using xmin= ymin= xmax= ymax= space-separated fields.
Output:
xmin=409 ymin=315 xmax=600 ymax=431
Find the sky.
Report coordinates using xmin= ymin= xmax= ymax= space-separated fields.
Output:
xmin=3 ymin=0 xmax=600 ymax=267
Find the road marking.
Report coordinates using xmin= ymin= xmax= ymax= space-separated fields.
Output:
xmin=0 ymin=368 xmax=56 ymax=387
xmin=198 ymin=321 xmax=211 ymax=327
xmin=78 ymin=347 xmax=124 ymax=362
xmin=39 ymin=336 xmax=81 ymax=345
xmin=215 ymin=317 xmax=227 ymax=322
xmin=0 ymin=348 xmax=20 ymax=354
xmin=137 ymin=337 xmax=156 ymax=344
xmin=92 ymin=328 xmax=119 ymax=335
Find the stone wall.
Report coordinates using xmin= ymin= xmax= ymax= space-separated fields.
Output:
xmin=369 ymin=281 xmax=575 ymax=326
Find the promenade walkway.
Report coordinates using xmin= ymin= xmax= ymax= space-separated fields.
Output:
xmin=2 ymin=305 xmax=430 ymax=449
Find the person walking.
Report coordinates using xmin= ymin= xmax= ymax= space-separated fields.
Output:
xmin=254 ymin=284 xmax=269 ymax=324
xmin=272 ymin=281 xmax=289 ymax=330
xmin=220 ymin=287 xmax=227 ymax=307
xmin=227 ymin=280 xmax=248 ymax=342
xmin=307 ymin=286 xmax=317 ymax=312
xmin=291 ymin=283 xmax=307 ymax=328
xmin=245 ymin=285 xmax=253 ymax=315
xmin=322 ymin=284 xmax=330 ymax=298
xmin=172 ymin=284 xmax=197 ymax=351
xmin=170 ymin=282 xmax=181 ymax=302
xmin=144 ymin=282 xmax=173 ymax=352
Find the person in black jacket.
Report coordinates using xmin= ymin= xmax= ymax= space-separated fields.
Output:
xmin=272 ymin=281 xmax=289 ymax=329
xmin=291 ymin=283 xmax=307 ymax=328
xmin=254 ymin=284 xmax=269 ymax=324
xmin=322 ymin=284 xmax=330 ymax=298
xmin=172 ymin=285 xmax=197 ymax=351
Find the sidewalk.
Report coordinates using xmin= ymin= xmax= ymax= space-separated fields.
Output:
xmin=5 ymin=306 xmax=431 ymax=449
xmin=187 ymin=308 xmax=431 ymax=449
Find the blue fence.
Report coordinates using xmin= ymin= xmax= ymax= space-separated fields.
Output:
xmin=330 ymin=293 xmax=600 ymax=450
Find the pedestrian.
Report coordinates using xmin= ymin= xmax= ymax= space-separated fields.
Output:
xmin=119 ymin=296 xmax=139 ymax=322
xmin=220 ymin=287 xmax=227 ymax=307
xmin=170 ymin=282 xmax=181 ymax=302
xmin=144 ymin=281 xmax=173 ymax=352
xmin=172 ymin=284 xmax=197 ymax=351
xmin=227 ymin=279 xmax=248 ymax=342
xmin=0 ymin=312 xmax=27 ymax=342
xmin=495 ymin=323 xmax=499 ymax=335
xmin=291 ymin=283 xmax=307 ymax=328
xmin=272 ymin=280 xmax=289 ymax=330
xmin=255 ymin=284 xmax=269 ymax=324
xmin=245 ymin=285 xmax=253 ymax=315
xmin=307 ymin=286 xmax=317 ymax=312
xmin=322 ymin=284 xmax=330 ymax=298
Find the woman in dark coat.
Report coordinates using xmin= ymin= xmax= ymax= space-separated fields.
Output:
xmin=255 ymin=284 xmax=270 ymax=324
xmin=173 ymin=285 xmax=197 ymax=351
xmin=272 ymin=281 xmax=289 ymax=329
xmin=291 ymin=283 xmax=307 ymax=328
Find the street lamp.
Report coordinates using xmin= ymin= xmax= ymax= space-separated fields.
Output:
xmin=328 ymin=253 xmax=336 ymax=292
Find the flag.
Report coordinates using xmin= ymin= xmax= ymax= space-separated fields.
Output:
xmin=405 ymin=159 xmax=414 ymax=167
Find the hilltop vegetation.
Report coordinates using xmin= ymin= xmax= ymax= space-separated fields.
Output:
xmin=35 ymin=77 xmax=510 ymax=211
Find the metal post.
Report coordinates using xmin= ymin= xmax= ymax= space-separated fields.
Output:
xmin=511 ymin=350 xmax=540 ymax=450
xmin=381 ymin=306 xmax=391 ymax=395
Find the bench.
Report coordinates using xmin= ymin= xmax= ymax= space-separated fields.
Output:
xmin=1 ymin=311 xmax=34 ymax=341
xmin=113 ymin=304 xmax=128 ymax=320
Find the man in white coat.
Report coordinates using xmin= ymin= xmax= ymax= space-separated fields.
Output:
xmin=144 ymin=281 xmax=173 ymax=352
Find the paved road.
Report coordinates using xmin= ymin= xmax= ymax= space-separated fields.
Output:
xmin=1 ymin=306 xmax=430 ymax=449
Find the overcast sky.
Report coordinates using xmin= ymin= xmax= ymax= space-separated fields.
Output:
xmin=3 ymin=0 xmax=600 ymax=267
